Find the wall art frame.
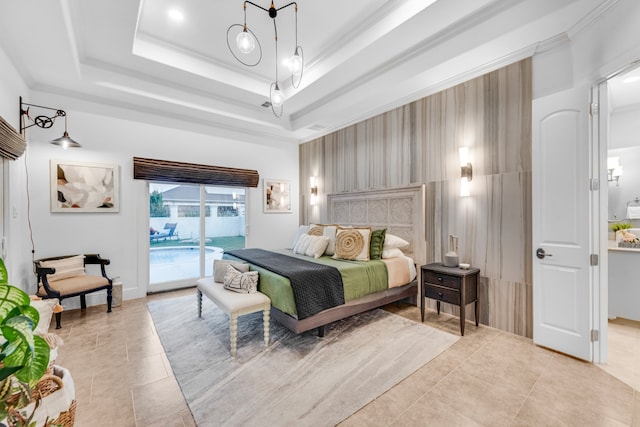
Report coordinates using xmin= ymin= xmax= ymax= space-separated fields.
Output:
xmin=50 ymin=159 xmax=120 ymax=213
xmin=263 ymin=178 xmax=291 ymax=213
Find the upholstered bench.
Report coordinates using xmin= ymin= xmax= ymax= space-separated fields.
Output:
xmin=196 ymin=277 xmax=270 ymax=357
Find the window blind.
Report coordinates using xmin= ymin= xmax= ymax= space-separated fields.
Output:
xmin=133 ymin=157 xmax=259 ymax=188
xmin=0 ymin=116 xmax=26 ymax=160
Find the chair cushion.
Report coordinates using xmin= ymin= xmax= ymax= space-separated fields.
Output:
xmin=197 ymin=277 xmax=269 ymax=314
xmin=40 ymin=275 xmax=109 ymax=297
xmin=39 ymin=255 xmax=86 ymax=282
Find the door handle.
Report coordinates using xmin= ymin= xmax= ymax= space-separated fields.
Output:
xmin=536 ymin=248 xmax=553 ymax=259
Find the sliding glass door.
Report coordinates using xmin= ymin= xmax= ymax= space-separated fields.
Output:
xmin=148 ymin=182 xmax=245 ymax=291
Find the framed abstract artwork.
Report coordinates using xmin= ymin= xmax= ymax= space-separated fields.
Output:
xmin=50 ymin=159 xmax=119 ymax=212
xmin=263 ymin=179 xmax=291 ymax=213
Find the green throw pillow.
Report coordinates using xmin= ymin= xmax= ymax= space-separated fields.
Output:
xmin=369 ymin=228 xmax=387 ymax=260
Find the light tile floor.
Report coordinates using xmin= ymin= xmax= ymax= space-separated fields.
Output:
xmin=600 ymin=318 xmax=640 ymax=391
xmin=52 ymin=290 xmax=640 ymax=426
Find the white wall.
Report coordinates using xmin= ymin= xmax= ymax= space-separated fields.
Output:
xmin=0 ymin=41 xmax=30 ymax=289
xmin=0 ymin=47 xmax=299 ymax=307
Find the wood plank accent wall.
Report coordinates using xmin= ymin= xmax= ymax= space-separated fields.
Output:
xmin=300 ymin=58 xmax=533 ymax=337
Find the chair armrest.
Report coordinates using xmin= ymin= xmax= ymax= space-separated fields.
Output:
xmin=34 ymin=264 xmax=61 ymax=298
xmin=84 ymin=254 xmax=110 ymax=266
xmin=84 ymin=254 xmax=112 ymax=280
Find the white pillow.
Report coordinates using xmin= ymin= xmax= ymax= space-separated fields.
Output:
xmin=291 ymin=225 xmax=309 ymax=249
xmin=323 ymin=226 xmax=337 ymax=256
xmin=383 ymin=234 xmax=410 ymax=249
xmin=306 ymin=235 xmax=330 ymax=258
xmin=382 ymin=247 xmax=404 ymax=259
xmin=293 ymin=234 xmax=330 ymax=258
xmin=293 ymin=233 xmax=313 ymax=255
xmin=40 ymin=255 xmax=86 ymax=282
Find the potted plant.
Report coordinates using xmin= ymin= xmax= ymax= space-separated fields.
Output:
xmin=0 ymin=258 xmax=50 ymax=427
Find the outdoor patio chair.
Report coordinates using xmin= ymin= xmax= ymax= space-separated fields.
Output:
xmin=150 ymin=222 xmax=178 ymax=242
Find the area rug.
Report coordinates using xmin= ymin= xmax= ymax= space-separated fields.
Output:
xmin=148 ymin=295 xmax=459 ymax=427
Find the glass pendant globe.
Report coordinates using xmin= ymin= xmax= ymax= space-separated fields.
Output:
xmin=290 ymin=53 xmax=302 ymax=74
xmin=271 ymin=88 xmax=284 ymax=107
xmin=236 ymin=30 xmax=255 ymax=54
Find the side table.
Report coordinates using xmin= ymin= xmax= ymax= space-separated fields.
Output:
xmin=421 ymin=263 xmax=480 ymax=336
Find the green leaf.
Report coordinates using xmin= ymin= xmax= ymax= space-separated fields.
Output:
xmin=14 ymin=336 xmax=49 ymax=386
xmin=0 ymin=284 xmax=30 ymax=321
xmin=0 ymin=258 xmax=8 ymax=285
xmin=2 ymin=316 xmax=35 ymax=355
xmin=0 ymin=365 xmax=22 ymax=382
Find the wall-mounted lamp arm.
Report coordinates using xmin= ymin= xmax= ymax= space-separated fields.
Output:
xmin=19 ymin=97 xmax=67 ymax=133
xmin=19 ymin=96 xmax=81 ymax=148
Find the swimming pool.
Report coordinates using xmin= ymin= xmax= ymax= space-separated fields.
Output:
xmin=149 ymin=246 xmax=223 ymax=284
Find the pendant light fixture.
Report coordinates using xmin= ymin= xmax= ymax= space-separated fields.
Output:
xmin=227 ymin=1 xmax=304 ymax=118
xmin=19 ymin=97 xmax=81 ymax=148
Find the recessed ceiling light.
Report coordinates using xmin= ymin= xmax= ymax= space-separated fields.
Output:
xmin=168 ymin=9 xmax=184 ymax=22
xmin=623 ymin=76 xmax=640 ymax=84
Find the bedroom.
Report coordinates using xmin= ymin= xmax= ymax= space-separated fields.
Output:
xmin=0 ymin=0 xmax=639 ymax=425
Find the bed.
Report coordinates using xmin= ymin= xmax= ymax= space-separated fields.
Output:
xmin=226 ymin=185 xmax=426 ymax=336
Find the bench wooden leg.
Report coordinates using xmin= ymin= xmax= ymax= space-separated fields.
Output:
xmin=197 ymin=290 xmax=203 ymax=318
xmin=230 ymin=313 xmax=238 ymax=358
xmin=263 ymin=306 xmax=270 ymax=346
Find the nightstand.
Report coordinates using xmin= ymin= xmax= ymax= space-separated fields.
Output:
xmin=421 ymin=263 xmax=480 ymax=336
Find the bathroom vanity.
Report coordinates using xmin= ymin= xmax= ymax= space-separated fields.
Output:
xmin=608 ymin=230 xmax=640 ymax=322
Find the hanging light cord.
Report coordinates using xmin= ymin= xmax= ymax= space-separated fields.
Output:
xmin=23 ymin=147 xmax=36 ymax=272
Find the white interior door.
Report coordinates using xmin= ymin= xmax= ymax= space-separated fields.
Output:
xmin=532 ymin=85 xmax=593 ymax=361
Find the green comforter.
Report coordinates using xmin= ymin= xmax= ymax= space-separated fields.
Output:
xmin=225 ymin=249 xmax=388 ymax=317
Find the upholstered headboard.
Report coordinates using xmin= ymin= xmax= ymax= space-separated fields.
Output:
xmin=327 ymin=185 xmax=426 ymax=265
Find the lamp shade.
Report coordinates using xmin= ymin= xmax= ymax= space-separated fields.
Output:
xmin=271 ymin=85 xmax=284 ymax=107
xmin=460 ymin=177 xmax=470 ymax=197
xmin=459 ymin=146 xmax=469 ymax=165
xmin=607 ymin=157 xmax=620 ymax=170
xmin=236 ymin=30 xmax=255 ymax=54
xmin=50 ymin=131 xmax=81 ymax=149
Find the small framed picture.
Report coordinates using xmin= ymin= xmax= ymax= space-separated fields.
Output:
xmin=263 ymin=179 xmax=291 ymax=213
xmin=50 ymin=159 xmax=119 ymax=213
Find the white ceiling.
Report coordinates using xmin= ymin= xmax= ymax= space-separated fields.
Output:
xmin=0 ymin=0 xmax=630 ymax=146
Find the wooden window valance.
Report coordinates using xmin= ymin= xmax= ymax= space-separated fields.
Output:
xmin=133 ymin=157 xmax=259 ymax=188
xmin=0 ymin=116 xmax=26 ymax=160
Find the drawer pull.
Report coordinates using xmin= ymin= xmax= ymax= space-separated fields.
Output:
xmin=437 ymin=292 xmax=443 ymax=297
xmin=437 ymin=277 xmax=443 ymax=282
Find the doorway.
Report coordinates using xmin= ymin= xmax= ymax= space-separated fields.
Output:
xmin=600 ymin=65 xmax=640 ymax=390
xmin=148 ymin=182 xmax=246 ymax=292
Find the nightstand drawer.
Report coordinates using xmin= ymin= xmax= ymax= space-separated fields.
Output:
xmin=424 ymin=284 xmax=460 ymax=305
xmin=423 ymin=271 xmax=460 ymax=290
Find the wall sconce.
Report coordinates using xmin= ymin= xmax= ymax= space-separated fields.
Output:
xmin=607 ymin=157 xmax=623 ymax=186
xmin=459 ymin=147 xmax=472 ymax=197
xmin=19 ymin=96 xmax=81 ymax=149
xmin=310 ymin=176 xmax=318 ymax=206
